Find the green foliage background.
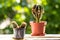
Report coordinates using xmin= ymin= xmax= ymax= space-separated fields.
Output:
xmin=0 ymin=0 xmax=60 ymax=34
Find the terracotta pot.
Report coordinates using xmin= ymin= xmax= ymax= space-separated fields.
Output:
xmin=30 ymin=21 xmax=47 ymax=36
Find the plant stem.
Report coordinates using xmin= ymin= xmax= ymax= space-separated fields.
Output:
xmin=36 ymin=17 xmax=40 ymax=23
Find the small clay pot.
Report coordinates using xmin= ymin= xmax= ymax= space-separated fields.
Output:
xmin=13 ymin=28 xmax=25 ymax=39
xmin=30 ymin=21 xmax=47 ymax=36
xmin=12 ymin=38 xmax=24 ymax=40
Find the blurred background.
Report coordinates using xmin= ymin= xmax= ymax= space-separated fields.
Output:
xmin=0 ymin=0 xmax=60 ymax=34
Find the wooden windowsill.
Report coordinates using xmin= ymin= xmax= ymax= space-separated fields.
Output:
xmin=0 ymin=34 xmax=60 ymax=40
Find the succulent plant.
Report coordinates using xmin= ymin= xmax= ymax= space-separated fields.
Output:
xmin=20 ymin=22 xmax=27 ymax=28
xmin=32 ymin=5 xmax=44 ymax=23
xmin=11 ymin=21 xmax=26 ymax=28
xmin=11 ymin=21 xmax=19 ymax=28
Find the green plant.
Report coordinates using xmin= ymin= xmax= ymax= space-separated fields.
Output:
xmin=32 ymin=5 xmax=44 ymax=23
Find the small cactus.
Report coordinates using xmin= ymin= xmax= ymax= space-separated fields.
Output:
xmin=11 ymin=21 xmax=27 ymax=39
xmin=32 ymin=5 xmax=44 ymax=23
xmin=11 ymin=21 xmax=26 ymax=28
xmin=11 ymin=21 xmax=19 ymax=28
xmin=20 ymin=22 xmax=27 ymax=28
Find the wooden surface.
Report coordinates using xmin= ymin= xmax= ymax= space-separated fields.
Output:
xmin=0 ymin=34 xmax=60 ymax=40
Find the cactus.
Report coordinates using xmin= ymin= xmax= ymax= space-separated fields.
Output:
xmin=32 ymin=5 xmax=44 ymax=23
xmin=11 ymin=21 xmax=27 ymax=39
xmin=11 ymin=21 xmax=26 ymax=28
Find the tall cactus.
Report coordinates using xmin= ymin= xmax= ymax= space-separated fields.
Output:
xmin=32 ymin=5 xmax=44 ymax=23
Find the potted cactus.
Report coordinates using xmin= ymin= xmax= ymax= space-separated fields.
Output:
xmin=30 ymin=5 xmax=47 ymax=36
xmin=11 ymin=21 xmax=27 ymax=40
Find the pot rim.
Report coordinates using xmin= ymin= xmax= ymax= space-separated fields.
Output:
xmin=30 ymin=21 xmax=47 ymax=26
